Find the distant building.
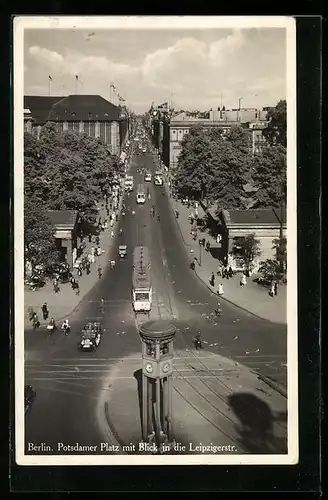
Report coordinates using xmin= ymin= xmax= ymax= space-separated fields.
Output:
xmin=47 ymin=210 xmax=79 ymax=269
xmin=149 ymin=107 xmax=268 ymax=169
xmin=24 ymin=95 xmax=129 ymax=155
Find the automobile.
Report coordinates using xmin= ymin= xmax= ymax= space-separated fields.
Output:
xmin=118 ymin=244 xmax=127 ymax=258
xmin=79 ymin=322 xmax=102 ymax=351
xmin=142 ymin=148 xmax=147 ymax=153
xmin=25 ymin=385 xmax=36 ymax=413
xmin=144 ymin=173 xmax=152 ymax=182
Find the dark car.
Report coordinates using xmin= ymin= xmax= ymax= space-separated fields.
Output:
xmin=25 ymin=385 xmax=36 ymax=413
xmin=79 ymin=322 xmax=102 ymax=351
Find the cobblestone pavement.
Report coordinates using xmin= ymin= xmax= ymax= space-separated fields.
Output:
xmin=165 ymin=184 xmax=286 ymax=325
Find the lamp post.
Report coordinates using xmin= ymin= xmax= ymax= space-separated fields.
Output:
xmin=199 ymin=238 xmax=202 ymax=266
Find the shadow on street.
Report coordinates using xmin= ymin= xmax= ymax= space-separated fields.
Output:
xmin=228 ymin=392 xmax=287 ymax=454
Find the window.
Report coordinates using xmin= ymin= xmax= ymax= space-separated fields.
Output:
xmin=135 ymin=292 xmax=150 ymax=301
xmin=99 ymin=122 xmax=106 ymax=142
xmin=89 ymin=122 xmax=95 ymax=138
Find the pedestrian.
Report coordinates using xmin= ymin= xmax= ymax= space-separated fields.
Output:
xmin=228 ymin=266 xmax=233 ymax=278
xmin=53 ymin=278 xmax=60 ymax=293
xmin=78 ymin=267 xmax=82 ymax=277
xmin=115 ymin=213 xmax=118 ymax=222
xmin=210 ymin=272 xmax=215 ymax=287
xmin=274 ymin=281 xmax=278 ymax=296
xmin=32 ymin=312 xmax=40 ymax=330
xmin=86 ymin=262 xmax=91 ymax=275
xmin=88 ymin=233 xmax=92 ymax=243
xmin=111 ymin=230 xmax=114 ymax=238
xmin=240 ymin=274 xmax=247 ymax=287
xmin=206 ymin=241 xmax=210 ymax=252
xmin=97 ymin=247 xmax=102 ymax=256
xmin=98 ymin=266 xmax=102 ymax=279
xmin=218 ymin=283 xmax=224 ymax=296
xmin=75 ymin=281 xmax=80 ymax=295
xmin=42 ymin=302 xmax=48 ymax=321
xmin=110 ymin=259 xmax=116 ymax=269
xmin=96 ymin=235 xmax=100 ymax=246
xmin=190 ymin=261 xmax=195 ymax=271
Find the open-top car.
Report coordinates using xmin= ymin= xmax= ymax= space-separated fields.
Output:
xmin=79 ymin=321 xmax=103 ymax=351
xmin=118 ymin=245 xmax=127 ymax=258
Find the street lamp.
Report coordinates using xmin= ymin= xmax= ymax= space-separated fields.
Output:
xmin=199 ymin=238 xmax=202 ymax=266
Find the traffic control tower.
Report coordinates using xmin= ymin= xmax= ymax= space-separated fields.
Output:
xmin=138 ymin=320 xmax=176 ymax=453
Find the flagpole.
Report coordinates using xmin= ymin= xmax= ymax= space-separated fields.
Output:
xmin=75 ymin=76 xmax=78 ymax=95
xmin=48 ymin=76 xmax=51 ymax=96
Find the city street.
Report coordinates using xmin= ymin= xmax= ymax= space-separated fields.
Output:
xmin=24 ymin=147 xmax=287 ymax=455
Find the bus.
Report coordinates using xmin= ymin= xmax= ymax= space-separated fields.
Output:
xmin=136 ymin=184 xmax=146 ymax=204
xmin=154 ymin=171 xmax=163 ymax=186
xmin=132 ymin=246 xmax=152 ymax=313
xmin=124 ymin=175 xmax=134 ymax=192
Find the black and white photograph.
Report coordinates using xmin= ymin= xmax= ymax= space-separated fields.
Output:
xmin=14 ymin=16 xmax=297 ymax=465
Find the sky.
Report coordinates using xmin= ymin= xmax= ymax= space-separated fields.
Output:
xmin=23 ymin=24 xmax=287 ymax=113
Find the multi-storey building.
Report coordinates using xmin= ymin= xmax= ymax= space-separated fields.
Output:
xmin=150 ymin=105 xmax=269 ymax=169
xmin=24 ymin=94 xmax=129 ymax=155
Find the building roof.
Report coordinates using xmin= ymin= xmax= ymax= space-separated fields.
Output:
xmin=48 ymin=95 xmax=121 ymax=122
xmin=24 ymin=96 xmax=64 ymax=125
xmin=47 ymin=210 xmax=78 ymax=229
xmin=221 ymin=209 xmax=282 ymax=226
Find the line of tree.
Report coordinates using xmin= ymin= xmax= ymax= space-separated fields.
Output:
xmin=24 ymin=123 xmax=121 ymax=276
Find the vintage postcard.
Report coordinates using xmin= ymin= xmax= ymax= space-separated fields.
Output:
xmin=14 ymin=15 xmax=297 ymax=465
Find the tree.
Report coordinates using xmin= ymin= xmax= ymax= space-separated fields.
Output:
xmin=262 ymin=99 xmax=287 ymax=147
xmin=258 ymin=259 xmax=280 ymax=283
xmin=24 ymin=197 xmax=60 ymax=274
xmin=251 ymin=144 xmax=286 ymax=208
xmin=232 ymin=233 xmax=261 ymax=272
xmin=173 ymin=125 xmax=251 ymax=208
xmin=24 ymin=127 xmax=119 ymax=225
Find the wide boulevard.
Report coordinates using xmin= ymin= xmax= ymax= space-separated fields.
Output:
xmin=24 ymin=138 xmax=287 ymax=454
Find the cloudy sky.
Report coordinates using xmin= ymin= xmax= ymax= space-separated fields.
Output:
xmin=24 ymin=25 xmax=287 ymax=112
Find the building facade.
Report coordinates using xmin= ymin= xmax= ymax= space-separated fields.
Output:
xmin=47 ymin=210 xmax=79 ymax=269
xmin=168 ymin=110 xmax=268 ymax=169
xmin=218 ymin=208 xmax=286 ymax=272
xmin=149 ymin=105 xmax=269 ymax=170
xmin=24 ymin=95 xmax=129 ymax=155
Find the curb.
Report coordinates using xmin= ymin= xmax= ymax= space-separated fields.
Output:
xmin=165 ymin=188 xmax=286 ymax=325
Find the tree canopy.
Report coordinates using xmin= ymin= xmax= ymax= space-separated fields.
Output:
xmin=24 ymin=196 xmax=60 ymax=272
xmin=24 ymin=124 xmax=119 ymax=224
xmin=24 ymin=124 xmax=121 ymax=274
xmin=262 ymin=99 xmax=287 ymax=147
xmin=251 ymin=144 xmax=286 ymax=208
xmin=173 ymin=125 xmax=251 ymax=208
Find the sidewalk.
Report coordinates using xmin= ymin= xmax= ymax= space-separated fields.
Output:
xmin=24 ymin=191 xmax=123 ymax=328
xmin=166 ymin=187 xmax=286 ymax=325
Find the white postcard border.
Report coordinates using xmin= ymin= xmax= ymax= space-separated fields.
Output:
xmin=14 ymin=15 xmax=298 ymax=466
